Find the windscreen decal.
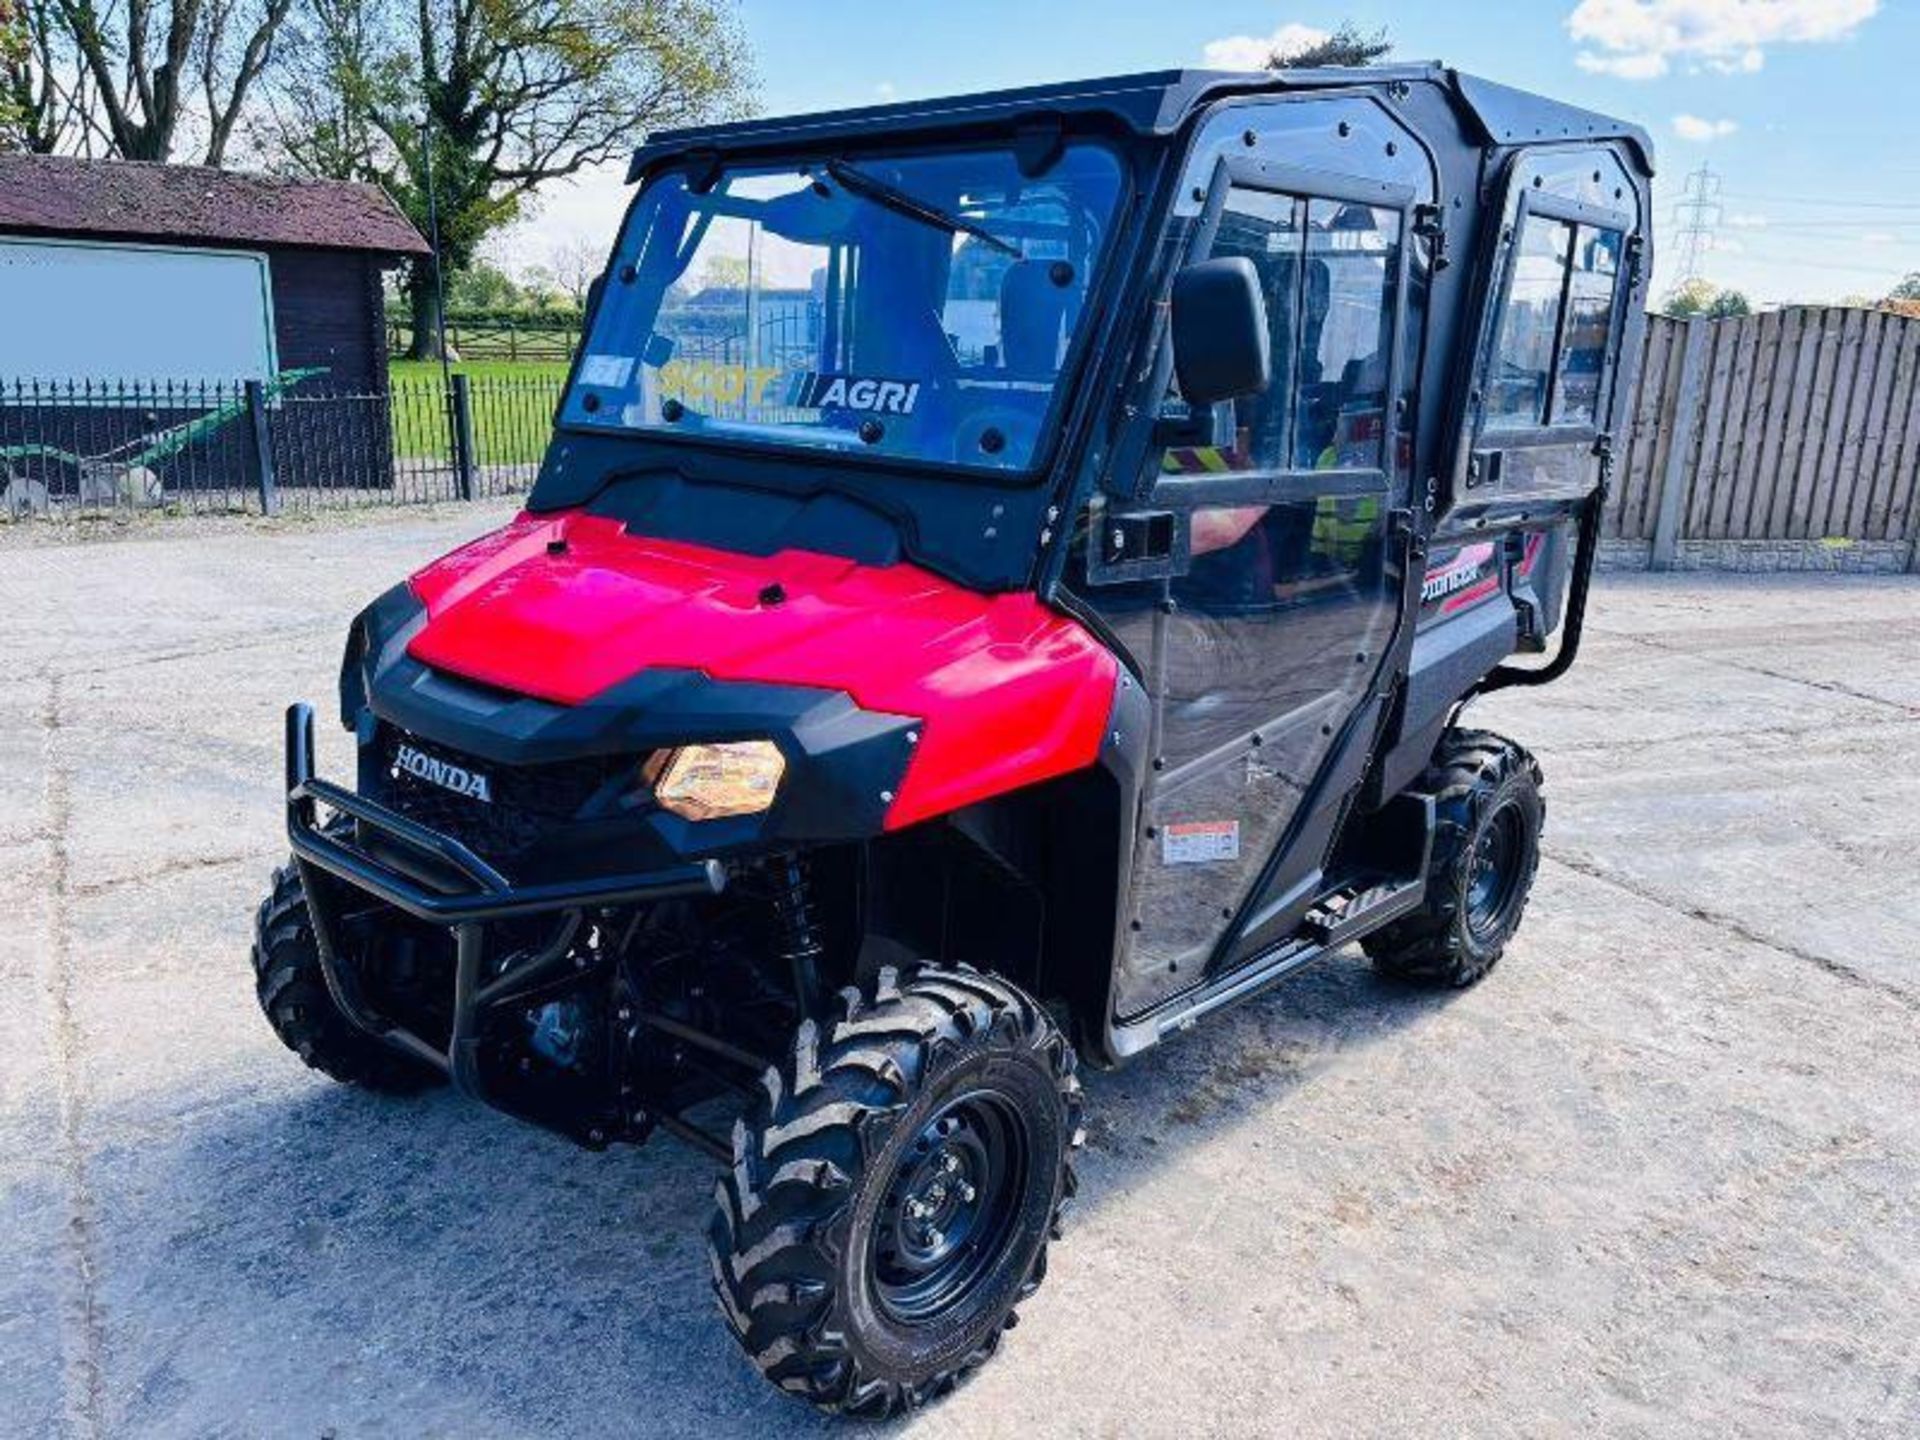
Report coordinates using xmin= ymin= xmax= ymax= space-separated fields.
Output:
xmin=659 ymin=360 xmax=792 ymax=407
xmin=578 ymin=354 xmax=635 ymax=387
xmin=789 ymin=373 xmax=922 ymax=415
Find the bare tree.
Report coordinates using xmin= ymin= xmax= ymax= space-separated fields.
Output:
xmin=545 ymin=232 xmax=601 ymax=309
xmin=195 ymin=0 xmax=297 ymax=162
xmin=265 ymin=0 xmax=752 ymax=357
xmin=10 ymin=0 xmax=293 ymax=161
xmin=1269 ymin=21 xmax=1392 ymax=69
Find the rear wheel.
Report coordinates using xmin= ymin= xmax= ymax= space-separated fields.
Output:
xmin=250 ymin=843 xmax=443 ymax=1094
xmin=1363 ymin=728 xmax=1544 ymax=987
xmin=709 ymin=964 xmax=1081 ymax=1417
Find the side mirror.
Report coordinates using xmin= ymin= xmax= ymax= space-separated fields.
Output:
xmin=1169 ymin=257 xmax=1271 ymax=406
xmin=585 ymin=273 xmax=606 ymax=318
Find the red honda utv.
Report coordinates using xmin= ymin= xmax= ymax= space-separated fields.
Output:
xmin=257 ymin=64 xmax=1652 ymax=1416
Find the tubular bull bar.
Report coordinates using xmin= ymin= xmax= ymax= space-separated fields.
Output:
xmin=283 ymin=702 xmax=727 ymax=1122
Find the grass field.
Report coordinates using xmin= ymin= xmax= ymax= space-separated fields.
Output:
xmin=386 ymin=360 xmax=567 ymax=465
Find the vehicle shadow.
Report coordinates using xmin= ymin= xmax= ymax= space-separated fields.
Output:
xmin=83 ymin=951 xmax=1452 ymax=1437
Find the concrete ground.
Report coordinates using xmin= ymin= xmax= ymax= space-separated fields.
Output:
xmin=1 ymin=505 xmax=1916 ymax=1439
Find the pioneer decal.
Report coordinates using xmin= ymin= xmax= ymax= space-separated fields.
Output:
xmin=392 ymin=743 xmax=493 ymax=803
xmin=1517 ymin=529 xmax=1546 ymax=578
xmin=1440 ymin=571 xmax=1503 ymax=614
xmin=1421 ymin=543 xmax=1499 ymax=605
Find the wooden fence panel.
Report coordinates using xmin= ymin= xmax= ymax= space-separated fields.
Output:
xmin=1836 ymin=310 xmax=1892 ymax=537
xmin=1787 ymin=309 xmax=1842 ymax=538
xmin=1704 ymin=312 xmax=1760 ymax=538
xmin=1866 ymin=321 xmax=1920 ymax=541
xmin=1814 ymin=308 xmax=1872 ymax=537
xmin=1600 ymin=305 xmax=1920 ymax=562
xmin=1687 ymin=316 xmax=1737 ymax=536
xmin=1614 ymin=316 xmax=1677 ymax=539
xmin=1746 ymin=308 xmax=1803 ymax=538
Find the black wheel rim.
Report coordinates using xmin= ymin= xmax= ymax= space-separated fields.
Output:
xmin=1466 ymin=801 xmax=1526 ymax=943
xmin=873 ymin=1090 xmax=1030 ymax=1325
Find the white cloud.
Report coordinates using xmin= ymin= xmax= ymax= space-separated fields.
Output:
xmin=874 ymin=81 xmax=898 ymax=102
xmin=1202 ymin=22 xmax=1330 ymax=71
xmin=1725 ymin=211 xmax=1769 ymax=228
xmin=1707 ymin=235 xmax=1745 ymax=254
xmin=1862 ymin=231 xmax=1897 ymax=245
xmin=1567 ymin=0 xmax=1878 ymax=81
xmin=1673 ymin=113 xmax=1739 ymax=141
xmin=1577 ymin=49 xmax=1671 ymax=78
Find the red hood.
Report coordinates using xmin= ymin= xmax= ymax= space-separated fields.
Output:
xmin=404 ymin=511 xmax=1119 ymax=827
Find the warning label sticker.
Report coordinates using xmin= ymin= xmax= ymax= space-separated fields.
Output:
xmin=1162 ymin=820 xmax=1240 ymax=866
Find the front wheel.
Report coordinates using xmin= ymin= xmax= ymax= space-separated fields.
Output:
xmin=1363 ymin=728 xmax=1545 ymax=987
xmin=250 ymin=845 xmax=444 ymax=1094
xmin=710 ymin=965 xmax=1082 ymax=1417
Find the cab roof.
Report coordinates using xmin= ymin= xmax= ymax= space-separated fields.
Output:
xmin=629 ymin=65 xmax=1655 ymax=181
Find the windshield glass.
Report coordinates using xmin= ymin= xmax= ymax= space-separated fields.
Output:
xmin=561 ymin=142 xmax=1125 ymax=474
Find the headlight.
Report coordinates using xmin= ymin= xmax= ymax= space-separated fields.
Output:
xmin=646 ymin=741 xmax=786 ymax=821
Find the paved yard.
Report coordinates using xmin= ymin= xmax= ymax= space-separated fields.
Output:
xmin=1 ymin=508 xmax=1917 ymax=1438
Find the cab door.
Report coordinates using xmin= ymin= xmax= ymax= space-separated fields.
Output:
xmin=1070 ymin=154 xmax=1422 ymax=1017
xmin=1449 ymin=147 xmax=1647 ymax=535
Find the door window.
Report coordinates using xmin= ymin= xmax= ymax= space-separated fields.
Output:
xmin=1485 ymin=214 xmax=1624 ymax=432
xmin=1168 ymin=190 xmax=1402 ymax=476
xmin=1554 ymin=227 xmax=1624 ymax=425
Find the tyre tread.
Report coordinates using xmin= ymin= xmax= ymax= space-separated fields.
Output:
xmin=248 ymin=840 xmax=441 ymax=1094
xmin=1362 ymin=728 xmax=1545 ymax=987
xmin=708 ymin=963 xmax=1081 ymax=1417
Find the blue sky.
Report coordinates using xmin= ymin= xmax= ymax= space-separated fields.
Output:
xmin=509 ymin=1 xmax=1913 ymax=307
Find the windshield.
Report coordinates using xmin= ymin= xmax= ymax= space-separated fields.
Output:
xmin=561 ymin=142 xmax=1125 ymax=474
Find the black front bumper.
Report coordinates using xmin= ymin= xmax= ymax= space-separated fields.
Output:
xmin=284 ymin=702 xmax=727 ymax=1109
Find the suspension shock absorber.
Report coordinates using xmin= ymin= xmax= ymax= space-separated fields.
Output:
xmin=768 ymin=852 xmax=824 ymax=1016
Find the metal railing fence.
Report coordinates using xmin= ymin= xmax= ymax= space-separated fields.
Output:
xmin=11 ymin=311 xmax=1920 ymax=570
xmin=1 ymin=372 xmax=565 ymax=520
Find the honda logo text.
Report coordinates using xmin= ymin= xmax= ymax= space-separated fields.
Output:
xmin=393 ymin=743 xmax=492 ymax=803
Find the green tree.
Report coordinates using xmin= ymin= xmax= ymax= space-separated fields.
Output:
xmin=266 ymin=0 xmax=752 ymax=358
xmin=2 ymin=0 xmax=93 ymax=153
xmin=1268 ymin=21 xmax=1392 ymax=69
xmin=1881 ymin=271 xmax=1920 ymax=318
xmin=1662 ymin=278 xmax=1750 ymax=319
xmin=446 ymin=259 xmax=529 ymax=312
xmin=696 ymin=254 xmax=751 ymax=293
xmin=1705 ymin=288 xmax=1751 ymax=319
xmin=0 ymin=0 xmax=26 ymax=146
